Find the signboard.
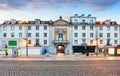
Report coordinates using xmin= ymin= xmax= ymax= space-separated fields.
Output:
xmin=8 ymin=40 xmax=17 ymax=46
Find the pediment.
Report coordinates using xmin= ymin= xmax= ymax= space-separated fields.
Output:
xmin=53 ymin=19 xmax=70 ymax=26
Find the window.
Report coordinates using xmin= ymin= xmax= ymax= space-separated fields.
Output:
xmin=28 ymin=40 xmax=31 ymax=44
xmin=90 ymin=26 xmax=93 ymax=30
xmin=36 ymin=26 xmax=39 ymax=30
xmin=107 ymin=33 xmax=110 ymax=38
xmin=99 ymin=33 xmax=103 ymax=37
xmin=74 ymin=19 xmax=78 ymax=24
xmin=114 ymin=40 xmax=117 ymax=44
xmin=99 ymin=26 xmax=103 ymax=31
xmin=100 ymin=40 xmax=103 ymax=44
xmin=114 ymin=26 xmax=118 ymax=31
xmin=90 ymin=33 xmax=93 ymax=37
xmin=74 ymin=26 xmax=78 ymax=30
xmin=82 ymin=39 xmax=86 ymax=43
xmin=11 ymin=26 xmax=14 ymax=30
xmin=19 ymin=33 xmax=22 ymax=37
xmin=28 ymin=26 xmax=31 ymax=30
xmin=44 ymin=26 xmax=47 ymax=30
xmin=82 ymin=33 xmax=86 ymax=37
xmin=114 ymin=33 xmax=118 ymax=37
xmin=44 ymin=40 xmax=47 ymax=44
xmin=58 ymin=34 xmax=63 ymax=40
xmin=36 ymin=39 xmax=39 ymax=46
xmin=28 ymin=33 xmax=31 ymax=37
xmin=11 ymin=33 xmax=14 ymax=37
xmin=3 ymin=26 xmax=7 ymax=31
xmin=107 ymin=26 xmax=110 ymax=31
xmin=74 ymin=40 xmax=78 ymax=44
xmin=3 ymin=33 xmax=7 ymax=37
xmin=44 ymin=33 xmax=47 ymax=37
xmin=19 ymin=26 xmax=22 ymax=30
xmin=90 ymin=20 xmax=93 ymax=24
xmin=90 ymin=40 xmax=93 ymax=44
xmin=82 ymin=19 xmax=86 ymax=24
xmin=74 ymin=33 xmax=78 ymax=37
xmin=36 ymin=33 xmax=39 ymax=37
xmin=82 ymin=26 xmax=86 ymax=30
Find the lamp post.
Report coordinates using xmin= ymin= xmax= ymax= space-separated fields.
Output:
xmin=26 ymin=26 xmax=28 ymax=57
xmin=96 ymin=25 xmax=98 ymax=56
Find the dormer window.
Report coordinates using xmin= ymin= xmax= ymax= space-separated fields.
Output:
xmin=35 ymin=19 xmax=40 ymax=24
xmin=105 ymin=20 xmax=110 ymax=25
xmin=5 ymin=21 xmax=10 ymax=24
xmin=11 ymin=19 xmax=16 ymax=24
xmin=112 ymin=22 xmax=115 ymax=25
xmin=74 ymin=19 xmax=78 ymax=24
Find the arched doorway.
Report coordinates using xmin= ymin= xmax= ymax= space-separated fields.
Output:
xmin=56 ymin=44 xmax=65 ymax=54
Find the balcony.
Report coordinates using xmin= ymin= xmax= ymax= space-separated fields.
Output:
xmin=52 ymin=40 xmax=69 ymax=44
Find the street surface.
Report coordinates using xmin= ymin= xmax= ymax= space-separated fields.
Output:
xmin=0 ymin=60 xmax=120 ymax=76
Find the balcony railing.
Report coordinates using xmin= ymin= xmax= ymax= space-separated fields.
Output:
xmin=52 ymin=40 xmax=69 ymax=44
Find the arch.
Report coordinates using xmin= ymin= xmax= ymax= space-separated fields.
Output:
xmin=56 ymin=44 xmax=65 ymax=54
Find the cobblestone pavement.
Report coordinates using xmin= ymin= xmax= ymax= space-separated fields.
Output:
xmin=0 ymin=60 xmax=120 ymax=76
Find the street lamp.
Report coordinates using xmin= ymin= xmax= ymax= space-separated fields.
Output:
xmin=95 ymin=25 xmax=98 ymax=56
xmin=26 ymin=26 xmax=28 ymax=57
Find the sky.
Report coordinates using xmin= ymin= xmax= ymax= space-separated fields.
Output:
xmin=0 ymin=0 xmax=120 ymax=24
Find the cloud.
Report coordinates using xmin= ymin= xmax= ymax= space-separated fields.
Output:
xmin=84 ymin=0 xmax=120 ymax=10
xmin=0 ymin=0 xmax=119 ymax=11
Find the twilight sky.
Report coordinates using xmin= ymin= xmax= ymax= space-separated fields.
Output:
xmin=0 ymin=0 xmax=120 ymax=23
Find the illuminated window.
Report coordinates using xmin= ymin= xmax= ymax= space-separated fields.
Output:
xmin=100 ymin=40 xmax=103 ymax=44
xmin=90 ymin=40 xmax=93 ymax=44
xmin=28 ymin=40 xmax=31 ymax=44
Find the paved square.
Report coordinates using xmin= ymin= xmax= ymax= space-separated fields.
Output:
xmin=0 ymin=60 xmax=120 ymax=76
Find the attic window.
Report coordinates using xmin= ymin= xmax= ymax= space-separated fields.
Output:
xmin=74 ymin=19 xmax=78 ymax=24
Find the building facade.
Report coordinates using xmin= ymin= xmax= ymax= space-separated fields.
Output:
xmin=0 ymin=14 xmax=119 ymax=55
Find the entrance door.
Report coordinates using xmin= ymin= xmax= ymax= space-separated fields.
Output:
xmin=56 ymin=45 xmax=65 ymax=54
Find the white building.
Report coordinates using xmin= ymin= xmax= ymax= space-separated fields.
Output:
xmin=0 ymin=14 xmax=120 ymax=55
